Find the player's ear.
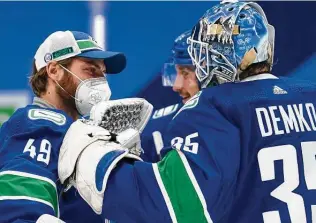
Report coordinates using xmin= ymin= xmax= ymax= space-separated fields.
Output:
xmin=46 ymin=61 xmax=63 ymax=81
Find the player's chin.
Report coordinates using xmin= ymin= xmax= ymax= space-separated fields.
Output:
xmin=182 ymin=97 xmax=190 ymax=104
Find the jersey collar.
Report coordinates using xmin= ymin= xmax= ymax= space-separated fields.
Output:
xmin=32 ymin=97 xmax=56 ymax=109
xmin=241 ymin=73 xmax=278 ymax=82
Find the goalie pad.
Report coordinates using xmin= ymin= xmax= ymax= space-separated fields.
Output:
xmin=89 ymin=98 xmax=153 ymax=134
xmin=75 ymin=141 xmax=140 ymax=214
xmin=58 ymin=120 xmax=142 ymax=214
xmin=58 ymin=120 xmax=113 ymax=184
xmin=36 ymin=214 xmax=65 ymax=223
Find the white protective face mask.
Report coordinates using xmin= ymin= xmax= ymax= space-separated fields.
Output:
xmin=58 ymin=65 xmax=112 ymax=116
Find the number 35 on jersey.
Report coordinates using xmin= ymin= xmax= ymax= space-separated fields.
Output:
xmin=258 ymin=141 xmax=316 ymax=223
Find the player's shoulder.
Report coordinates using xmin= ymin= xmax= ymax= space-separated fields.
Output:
xmin=201 ymin=74 xmax=278 ymax=99
xmin=151 ymin=103 xmax=181 ymax=120
xmin=142 ymin=103 xmax=181 ymax=137
xmin=144 ymin=103 xmax=181 ymax=132
xmin=172 ymin=91 xmax=209 ymax=119
xmin=280 ymin=76 xmax=316 ymax=91
xmin=10 ymin=104 xmax=72 ymax=127
xmin=170 ymin=75 xmax=290 ymax=121
xmin=170 ymin=90 xmax=222 ymax=130
xmin=1 ymin=104 xmax=73 ymax=137
xmin=27 ymin=105 xmax=72 ymax=126
xmin=201 ymin=74 xmax=316 ymax=104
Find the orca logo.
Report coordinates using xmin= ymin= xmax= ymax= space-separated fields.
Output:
xmin=44 ymin=53 xmax=52 ymax=63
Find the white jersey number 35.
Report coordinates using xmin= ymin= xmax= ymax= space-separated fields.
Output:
xmin=258 ymin=141 xmax=316 ymax=223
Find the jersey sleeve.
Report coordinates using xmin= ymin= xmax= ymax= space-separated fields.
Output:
xmin=100 ymin=93 xmax=241 ymax=222
xmin=140 ymin=132 xmax=162 ymax=162
xmin=0 ymin=107 xmax=72 ymax=222
xmin=140 ymin=103 xmax=181 ymax=163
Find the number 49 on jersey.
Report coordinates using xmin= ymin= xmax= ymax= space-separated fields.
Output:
xmin=23 ymin=138 xmax=51 ymax=165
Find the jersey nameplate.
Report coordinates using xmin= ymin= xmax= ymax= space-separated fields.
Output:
xmin=28 ymin=109 xmax=66 ymax=126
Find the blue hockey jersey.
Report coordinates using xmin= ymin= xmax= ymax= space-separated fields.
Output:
xmin=141 ymin=103 xmax=181 ymax=162
xmin=98 ymin=74 xmax=316 ymax=223
xmin=0 ymin=100 xmax=103 ymax=223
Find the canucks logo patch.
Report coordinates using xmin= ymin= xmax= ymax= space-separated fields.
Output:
xmin=28 ymin=109 xmax=66 ymax=126
xmin=173 ymin=91 xmax=202 ymax=119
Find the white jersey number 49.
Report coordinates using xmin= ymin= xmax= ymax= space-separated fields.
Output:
xmin=23 ymin=138 xmax=51 ymax=165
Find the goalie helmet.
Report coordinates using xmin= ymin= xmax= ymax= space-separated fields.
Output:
xmin=162 ymin=30 xmax=193 ymax=87
xmin=187 ymin=1 xmax=275 ymax=88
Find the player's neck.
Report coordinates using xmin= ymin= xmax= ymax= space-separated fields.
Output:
xmin=40 ymin=91 xmax=79 ymax=121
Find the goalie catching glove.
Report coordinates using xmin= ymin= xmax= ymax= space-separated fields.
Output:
xmin=58 ymin=98 xmax=153 ymax=214
xmin=88 ymin=98 xmax=153 ymax=134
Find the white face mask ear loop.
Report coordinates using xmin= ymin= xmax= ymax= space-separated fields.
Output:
xmin=57 ymin=64 xmax=86 ymax=106
xmin=54 ymin=80 xmax=81 ymax=103
xmin=60 ymin=64 xmax=109 ymax=93
xmin=54 ymin=80 xmax=92 ymax=120
xmin=58 ymin=64 xmax=84 ymax=82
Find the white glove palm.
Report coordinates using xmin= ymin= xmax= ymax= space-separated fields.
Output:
xmin=88 ymin=98 xmax=153 ymax=134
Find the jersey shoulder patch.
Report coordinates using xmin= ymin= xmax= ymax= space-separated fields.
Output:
xmin=28 ymin=108 xmax=67 ymax=126
xmin=173 ymin=91 xmax=202 ymax=119
xmin=152 ymin=103 xmax=180 ymax=119
xmin=1 ymin=105 xmax=72 ymax=140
